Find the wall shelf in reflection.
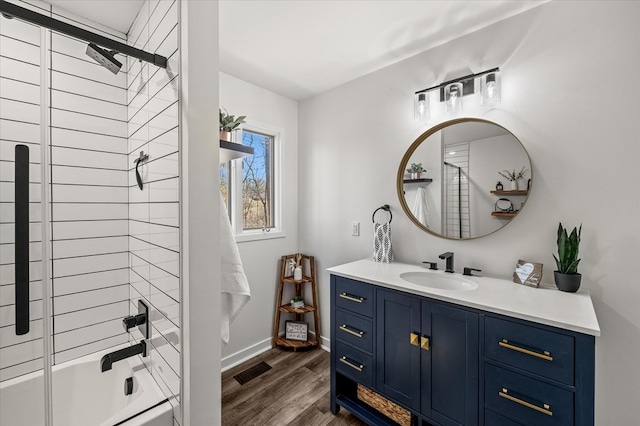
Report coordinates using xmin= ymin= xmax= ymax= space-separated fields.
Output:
xmin=490 ymin=190 xmax=528 ymax=195
xmin=491 ymin=212 xmax=517 ymax=218
xmin=220 ymin=140 xmax=254 ymax=162
xmin=403 ymin=178 xmax=433 ymax=184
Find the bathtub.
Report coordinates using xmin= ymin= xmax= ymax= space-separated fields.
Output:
xmin=0 ymin=343 xmax=173 ymax=426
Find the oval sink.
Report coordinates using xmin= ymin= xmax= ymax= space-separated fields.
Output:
xmin=400 ymin=271 xmax=478 ymax=291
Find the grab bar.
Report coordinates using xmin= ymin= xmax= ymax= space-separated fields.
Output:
xmin=15 ymin=145 xmax=29 ymax=335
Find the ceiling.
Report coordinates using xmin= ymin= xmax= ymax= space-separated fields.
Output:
xmin=43 ymin=0 xmax=547 ymax=100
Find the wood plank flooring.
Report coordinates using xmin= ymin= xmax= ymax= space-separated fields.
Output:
xmin=221 ymin=348 xmax=366 ymax=426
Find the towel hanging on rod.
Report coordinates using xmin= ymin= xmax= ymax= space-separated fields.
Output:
xmin=372 ymin=204 xmax=393 ymax=263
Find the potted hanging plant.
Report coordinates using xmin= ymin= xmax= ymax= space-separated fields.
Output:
xmin=406 ymin=162 xmax=426 ymax=180
xmin=552 ymin=222 xmax=582 ymax=292
xmin=498 ymin=166 xmax=529 ymax=190
xmin=219 ymin=107 xmax=246 ymax=142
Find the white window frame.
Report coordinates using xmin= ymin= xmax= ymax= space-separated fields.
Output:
xmin=228 ymin=119 xmax=284 ymax=242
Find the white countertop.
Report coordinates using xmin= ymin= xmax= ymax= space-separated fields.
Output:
xmin=327 ymin=259 xmax=600 ymax=336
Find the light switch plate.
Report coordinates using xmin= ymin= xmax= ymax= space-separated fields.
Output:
xmin=352 ymin=221 xmax=360 ymax=236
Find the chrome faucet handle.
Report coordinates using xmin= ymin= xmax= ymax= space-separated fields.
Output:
xmin=463 ymin=267 xmax=482 ymax=276
xmin=422 ymin=261 xmax=438 ymax=270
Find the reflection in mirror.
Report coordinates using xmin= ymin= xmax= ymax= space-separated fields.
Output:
xmin=397 ymin=118 xmax=531 ymax=240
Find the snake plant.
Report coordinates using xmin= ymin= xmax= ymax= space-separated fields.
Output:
xmin=553 ymin=222 xmax=582 ymax=274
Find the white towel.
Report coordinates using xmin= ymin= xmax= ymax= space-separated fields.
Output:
xmin=220 ymin=192 xmax=250 ymax=344
xmin=411 ymin=187 xmax=430 ymax=227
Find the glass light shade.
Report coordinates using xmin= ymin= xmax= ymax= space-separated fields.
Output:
xmin=481 ymin=72 xmax=501 ymax=106
xmin=414 ymin=92 xmax=430 ymax=122
xmin=445 ymin=82 xmax=463 ymax=114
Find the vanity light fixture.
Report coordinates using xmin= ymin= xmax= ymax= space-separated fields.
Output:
xmin=414 ymin=92 xmax=430 ymax=122
xmin=414 ymin=67 xmax=501 ymax=121
xmin=445 ymin=82 xmax=464 ymax=114
xmin=481 ymin=71 xmax=501 ymax=106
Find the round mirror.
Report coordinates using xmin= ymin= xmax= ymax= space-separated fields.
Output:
xmin=397 ymin=118 xmax=531 ymax=240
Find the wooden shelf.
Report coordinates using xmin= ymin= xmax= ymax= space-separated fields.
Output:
xmin=490 ymin=190 xmax=528 ymax=195
xmin=279 ymin=304 xmax=317 ymax=314
xmin=491 ymin=211 xmax=518 ymax=218
xmin=403 ymin=178 xmax=433 ymax=184
xmin=282 ymin=276 xmax=313 ymax=284
xmin=273 ymin=336 xmax=318 ymax=351
xmin=220 ymin=140 xmax=254 ymax=162
xmin=273 ymin=254 xmax=321 ymax=351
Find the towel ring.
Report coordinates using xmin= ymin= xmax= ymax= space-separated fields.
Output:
xmin=372 ymin=204 xmax=392 ymax=224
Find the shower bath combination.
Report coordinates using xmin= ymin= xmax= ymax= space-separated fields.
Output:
xmin=0 ymin=1 xmax=176 ymax=425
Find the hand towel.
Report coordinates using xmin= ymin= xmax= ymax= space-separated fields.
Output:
xmin=220 ymin=191 xmax=251 ymax=344
xmin=373 ymin=222 xmax=393 ymax=263
xmin=411 ymin=186 xmax=430 ymax=227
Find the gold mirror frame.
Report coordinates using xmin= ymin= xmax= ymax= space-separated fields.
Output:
xmin=397 ymin=117 xmax=532 ymax=240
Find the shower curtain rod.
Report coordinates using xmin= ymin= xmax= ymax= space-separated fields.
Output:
xmin=0 ymin=0 xmax=167 ymax=69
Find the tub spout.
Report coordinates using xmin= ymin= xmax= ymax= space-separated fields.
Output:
xmin=100 ymin=340 xmax=147 ymax=372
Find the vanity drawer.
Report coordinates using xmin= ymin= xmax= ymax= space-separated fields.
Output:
xmin=335 ymin=277 xmax=374 ymax=318
xmin=335 ymin=308 xmax=373 ymax=352
xmin=485 ymin=316 xmax=574 ymax=385
xmin=335 ymin=341 xmax=374 ymax=388
xmin=485 ymin=409 xmax=524 ymax=426
xmin=485 ymin=364 xmax=573 ymax=426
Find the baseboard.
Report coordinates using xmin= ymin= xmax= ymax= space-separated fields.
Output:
xmin=221 ymin=337 xmax=273 ymax=372
xmin=221 ymin=334 xmax=331 ymax=372
xmin=320 ymin=334 xmax=330 ymax=352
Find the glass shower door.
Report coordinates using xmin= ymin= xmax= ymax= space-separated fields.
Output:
xmin=0 ymin=15 xmax=48 ymax=426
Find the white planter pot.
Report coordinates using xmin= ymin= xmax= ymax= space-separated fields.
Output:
xmin=510 ymin=180 xmax=518 ymax=191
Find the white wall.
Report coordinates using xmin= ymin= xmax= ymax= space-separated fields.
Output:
xmin=299 ymin=1 xmax=640 ymax=423
xmin=219 ymin=72 xmax=299 ymax=363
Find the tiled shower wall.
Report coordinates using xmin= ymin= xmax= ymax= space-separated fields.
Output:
xmin=126 ymin=0 xmax=181 ymax=422
xmin=0 ymin=11 xmax=44 ymax=381
xmin=0 ymin=0 xmax=130 ymax=380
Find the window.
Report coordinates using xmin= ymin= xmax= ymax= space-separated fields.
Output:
xmin=220 ymin=121 xmax=283 ymax=241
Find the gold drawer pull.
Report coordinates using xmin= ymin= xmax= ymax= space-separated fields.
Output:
xmin=340 ymin=293 xmax=364 ymax=303
xmin=410 ymin=332 xmax=419 ymax=346
xmin=499 ymin=339 xmax=553 ymax=361
xmin=421 ymin=336 xmax=430 ymax=351
xmin=499 ymin=388 xmax=553 ymax=416
xmin=340 ymin=325 xmax=364 ymax=338
xmin=340 ymin=356 xmax=364 ymax=372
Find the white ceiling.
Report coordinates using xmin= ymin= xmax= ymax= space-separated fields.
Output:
xmin=43 ymin=0 xmax=547 ymax=100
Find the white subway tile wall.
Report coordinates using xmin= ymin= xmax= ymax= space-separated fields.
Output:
xmin=0 ymin=10 xmax=44 ymax=381
xmin=127 ymin=0 xmax=181 ymax=423
xmin=1 ymin=2 xmax=183 ymax=423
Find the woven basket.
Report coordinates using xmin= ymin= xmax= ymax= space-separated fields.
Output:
xmin=357 ymin=384 xmax=413 ymax=426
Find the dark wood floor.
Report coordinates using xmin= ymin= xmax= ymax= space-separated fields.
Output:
xmin=221 ymin=347 xmax=365 ymax=426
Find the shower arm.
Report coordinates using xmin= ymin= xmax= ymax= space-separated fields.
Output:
xmin=0 ymin=0 xmax=167 ymax=69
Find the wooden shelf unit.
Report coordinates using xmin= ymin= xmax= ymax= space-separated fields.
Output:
xmin=491 ymin=211 xmax=517 ymax=218
xmin=272 ymin=254 xmax=321 ymax=351
xmin=490 ymin=189 xmax=528 ymax=195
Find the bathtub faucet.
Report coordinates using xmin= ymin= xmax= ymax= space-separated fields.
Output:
xmin=100 ymin=340 xmax=147 ymax=372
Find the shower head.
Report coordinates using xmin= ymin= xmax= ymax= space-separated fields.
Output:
xmin=86 ymin=43 xmax=122 ymax=75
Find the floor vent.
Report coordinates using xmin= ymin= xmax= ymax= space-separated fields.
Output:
xmin=233 ymin=361 xmax=272 ymax=385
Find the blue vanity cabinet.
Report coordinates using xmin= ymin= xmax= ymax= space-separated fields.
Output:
xmin=482 ymin=315 xmax=595 ymax=426
xmin=375 ymin=289 xmax=479 ymax=425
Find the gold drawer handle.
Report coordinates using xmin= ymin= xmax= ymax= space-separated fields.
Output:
xmin=340 ymin=356 xmax=364 ymax=372
xmin=421 ymin=336 xmax=430 ymax=351
xmin=499 ymin=388 xmax=553 ymax=416
xmin=499 ymin=339 xmax=553 ymax=361
xmin=340 ymin=325 xmax=364 ymax=338
xmin=340 ymin=293 xmax=364 ymax=303
xmin=410 ymin=332 xmax=419 ymax=346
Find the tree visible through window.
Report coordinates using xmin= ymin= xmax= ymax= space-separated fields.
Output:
xmin=219 ymin=125 xmax=280 ymax=239
xmin=241 ymin=131 xmax=273 ymax=230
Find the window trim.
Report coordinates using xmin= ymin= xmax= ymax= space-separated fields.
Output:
xmin=229 ymin=119 xmax=285 ymax=243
